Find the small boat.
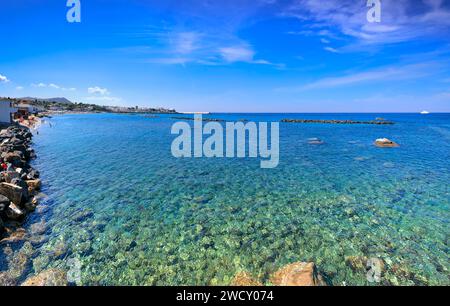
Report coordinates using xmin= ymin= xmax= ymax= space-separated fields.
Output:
xmin=420 ymin=111 xmax=430 ymax=115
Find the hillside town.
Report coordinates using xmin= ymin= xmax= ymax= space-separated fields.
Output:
xmin=0 ymin=97 xmax=177 ymax=126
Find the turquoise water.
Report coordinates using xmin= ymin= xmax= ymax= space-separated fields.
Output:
xmin=2 ymin=113 xmax=449 ymax=285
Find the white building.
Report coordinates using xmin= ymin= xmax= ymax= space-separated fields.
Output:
xmin=16 ymin=103 xmax=45 ymax=115
xmin=0 ymin=100 xmax=18 ymax=124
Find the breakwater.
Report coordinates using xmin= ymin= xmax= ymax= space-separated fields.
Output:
xmin=281 ymin=119 xmax=395 ymax=125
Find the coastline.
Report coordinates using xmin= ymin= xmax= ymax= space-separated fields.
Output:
xmin=0 ymin=122 xmax=43 ymax=285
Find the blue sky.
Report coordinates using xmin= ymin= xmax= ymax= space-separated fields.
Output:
xmin=1 ymin=0 xmax=450 ymax=112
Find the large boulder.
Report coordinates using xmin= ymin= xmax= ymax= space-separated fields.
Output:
xmin=0 ymin=182 xmax=28 ymax=205
xmin=269 ymin=262 xmax=327 ymax=286
xmin=374 ymin=138 xmax=399 ymax=148
xmin=21 ymin=269 xmax=68 ymax=286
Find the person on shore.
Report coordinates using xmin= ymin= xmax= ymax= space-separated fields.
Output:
xmin=1 ymin=161 xmax=7 ymax=171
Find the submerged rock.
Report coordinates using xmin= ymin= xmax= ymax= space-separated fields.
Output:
xmin=21 ymin=269 xmax=68 ymax=286
xmin=231 ymin=272 xmax=262 ymax=286
xmin=269 ymin=262 xmax=327 ymax=286
xmin=374 ymin=138 xmax=399 ymax=148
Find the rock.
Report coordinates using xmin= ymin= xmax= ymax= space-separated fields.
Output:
xmin=0 ymin=182 xmax=27 ymax=205
xmin=374 ymin=138 xmax=399 ymax=148
xmin=0 ymin=272 xmax=17 ymax=286
xmin=2 ymin=152 xmax=23 ymax=167
xmin=345 ymin=255 xmax=368 ymax=271
xmin=26 ymin=179 xmax=41 ymax=193
xmin=30 ymin=221 xmax=47 ymax=235
xmin=0 ymin=216 xmax=4 ymax=237
xmin=231 ymin=272 xmax=262 ymax=286
xmin=10 ymin=178 xmax=29 ymax=201
xmin=0 ymin=194 xmax=10 ymax=212
xmin=26 ymin=169 xmax=40 ymax=180
xmin=5 ymin=203 xmax=25 ymax=221
xmin=21 ymin=269 xmax=68 ymax=286
xmin=269 ymin=262 xmax=327 ymax=286
xmin=3 ymin=171 xmax=20 ymax=183
xmin=308 ymin=138 xmax=324 ymax=145
xmin=0 ymin=228 xmax=27 ymax=244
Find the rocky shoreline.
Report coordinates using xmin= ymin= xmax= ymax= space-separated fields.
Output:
xmin=0 ymin=125 xmax=43 ymax=284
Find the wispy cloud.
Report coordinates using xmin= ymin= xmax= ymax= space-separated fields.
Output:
xmin=324 ymin=46 xmax=339 ymax=53
xmin=31 ymin=82 xmax=76 ymax=91
xmin=278 ymin=61 xmax=442 ymax=91
xmin=15 ymin=86 xmax=24 ymax=91
xmin=282 ymin=0 xmax=450 ymax=49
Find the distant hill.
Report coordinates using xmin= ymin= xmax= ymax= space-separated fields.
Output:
xmin=20 ymin=97 xmax=73 ymax=104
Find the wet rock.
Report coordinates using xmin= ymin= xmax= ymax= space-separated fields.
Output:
xmin=5 ymin=203 xmax=25 ymax=221
xmin=0 ymin=194 xmax=10 ymax=212
xmin=269 ymin=262 xmax=327 ymax=286
xmin=308 ymin=138 xmax=324 ymax=145
xmin=374 ymin=138 xmax=399 ymax=148
xmin=0 ymin=182 xmax=26 ymax=205
xmin=0 ymin=216 xmax=4 ymax=237
xmin=231 ymin=272 xmax=262 ymax=286
xmin=21 ymin=269 xmax=68 ymax=286
xmin=26 ymin=179 xmax=41 ymax=193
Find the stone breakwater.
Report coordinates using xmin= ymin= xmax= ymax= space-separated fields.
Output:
xmin=281 ymin=119 xmax=395 ymax=125
xmin=0 ymin=126 xmax=41 ymax=240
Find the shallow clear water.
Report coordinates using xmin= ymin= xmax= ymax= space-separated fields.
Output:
xmin=2 ymin=113 xmax=449 ymax=285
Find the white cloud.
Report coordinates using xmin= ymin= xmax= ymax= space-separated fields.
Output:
xmin=15 ymin=86 xmax=24 ymax=91
xmin=88 ymin=86 xmax=110 ymax=95
xmin=0 ymin=74 xmax=9 ymax=83
xmin=49 ymin=83 xmax=60 ymax=89
xmin=324 ymin=46 xmax=339 ymax=53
